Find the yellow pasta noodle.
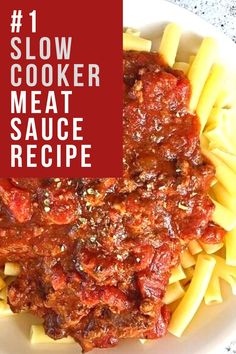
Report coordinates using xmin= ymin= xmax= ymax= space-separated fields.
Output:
xmin=211 ymin=148 xmax=236 ymax=174
xmin=215 ymin=74 xmax=236 ymax=108
xmin=125 ymin=28 xmax=141 ymax=37
xmin=202 ymin=147 xmax=236 ymax=196
xmin=206 ymin=127 xmax=236 ymax=155
xmin=225 ymin=228 xmax=236 ymax=266
xmin=139 ymin=339 xmax=148 ymax=344
xmin=188 ymin=55 xmax=195 ymax=66
xmin=212 ymin=182 xmax=236 ymax=214
xmin=181 ymin=267 xmax=195 ymax=287
xmin=169 ymin=264 xmax=186 ymax=284
xmin=173 ymin=62 xmax=189 ymax=74
xmin=180 ymin=250 xmax=196 ymax=269
xmin=168 ymin=254 xmax=216 ymax=337
xmin=163 ymin=281 xmax=185 ymax=305
xmin=188 ymin=38 xmax=218 ymax=112
xmin=205 ymin=107 xmax=223 ymax=130
xmin=0 ymin=277 xmax=6 ymax=291
xmin=4 ymin=262 xmax=21 ymax=276
xmin=200 ymin=241 xmax=224 ymax=254
xmin=123 ymin=33 xmax=152 ymax=52
xmin=0 ymin=301 xmax=13 ymax=317
xmin=205 ymin=255 xmax=236 ymax=306
xmin=0 ymin=287 xmax=7 ymax=302
xmin=159 ymin=23 xmax=181 ymax=67
xmin=188 ymin=240 xmax=203 ymax=255
xmin=30 ymin=325 xmax=75 ymax=344
xmin=211 ymin=198 xmax=236 ymax=232
xmin=204 ymin=273 xmax=222 ymax=305
xmin=197 ymin=64 xmax=225 ymax=131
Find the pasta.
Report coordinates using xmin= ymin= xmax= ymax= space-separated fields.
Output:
xmin=4 ymin=262 xmax=21 ymax=276
xmin=163 ymin=281 xmax=185 ymax=305
xmin=180 ymin=250 xmax=196 ymax=268
xmin=0 ymin=287 xmax=7 ymax=302
xmin=188 ymin=55 xmax=195 ymax=66
xmin=158 ymin=23 xmax=181 ymax=67
xmin=215 ymin=74 xmax=236 ymax=108
xmin=225 ymin=228 xmax=236 ymax=266
xmin=173 ymin=62 xmax=189 ymax=74
xmin=206 ymin=129 xmax=236 ymax=155
xmin=197 ymin=64 xmax=225 ymax=131
xmin=168 ymin=255 xmax=216 ymax=337
xmin=199 ymin=241 xmax=224 ymax=255
xmin=188 ymin=38 xmax=218 ymax=112
xmin=205 ymin=107 xmax=223 ymax=130
xmin=212 ymin=182 xmax=236 ymax=214
xmin=0 ymin=301 xmax=13 ymax=316
xmin=181 ymin=267 xmax=195 ymax=287
xmin=123 ymin=33 xmax=152 ymax=52
xmin=211 ymin=198 xmax=236 ymax=232
xmin=0 ymin=277 xmax=6 ymax=291
xmin=211 ymin=148 xmax=236 ymax=174
xmin=205 ymin=255 xmax=236 ymax=306
xmin=204 ymin=273 xmax=222 ymax=305
xmin=202 ymin=148 xmax=236 ymax=196
xmin=125 ymin=28 xmax=141 ymax=37
xmin=169 ymin=264 xmax=186 ymax=284
xmin=187 ymin=240 xmax=203 ymax=255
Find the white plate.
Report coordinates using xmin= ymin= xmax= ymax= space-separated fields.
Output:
xmin=1 ymin=1 xmax=236 ymax=353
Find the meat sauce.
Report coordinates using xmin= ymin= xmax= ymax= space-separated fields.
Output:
xmin=0 ymin=51 xmax=225 ymax=351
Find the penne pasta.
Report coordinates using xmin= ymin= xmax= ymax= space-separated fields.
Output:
xmin=188 ymin=38 xmax=218 ymax=112
xmin=211 ymin=148 xmax=236 ymax=174
xmin=173 ymin=62 xmax=189 ymax=74
xmin=0 ymin=301 xmax=13 ymax=317
xmin=163 ymin=281 xmax=185 ymax=305
xmin=211 ymin=198 xmax=236 ymax=232
xmin=188 ymin=240 xmax=203 ymax=255
xmin=169 ymin=265 xmax=186 ymax=284
xmin=197 ymin=64 xmax=225 ymax=132
xmin=0 ymin=277 xmax=6 ymax=291
xmin=139 ymin=339 xmax=148 ymax=344
xmin=0 ymin=287 xmax=7 ymax=302
xmin=123 ymin=33 xmax=152 ymax=52
xmin=125 ymin=28 xmax=141 ymax=37
xmin=159 ymin=23 xmax=181 ymax=67
xmin=215 ymin=74 xmax=236 ymax=108
xmin=30 ymin=325 xmax=75 ymax=344
xmin=225 ymin=228 xmax=236 ymax=266
xmin=212 ymin=182 xmax=236 ymax=214
xmin=205 ymin=255 xmax=236 ymax=307
xmin=188 ymin=55 xmax=195 ymax=66
xmin=168 ymin=255 xmax=216 ymax=337
xmin=200 ymin=241 xmax=224 ymax=254
xmin=180 ymin=250 xmax=196 ymax=269
xmin=210 ymin=177 xmax=217 ymax=187
xmin=206 ymin=127 xmax=236 ymax=155
xmin=181 ymin=267 xmax=195 ymax=287
xmin=202 ymin=147 xmax=236 ymax=197
xmin=204 ymin=273 xmax=222 ymax=305
xmin=4 ymin=262 xmax=21 ymax=276
xmin=205 ymin=107 xmax=223 ymax=131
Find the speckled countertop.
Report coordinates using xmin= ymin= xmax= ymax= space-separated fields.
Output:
xmin=168 ymin=0 xmax=236 ymax=42
xmin=168 ymin=1 xmax=236 ymax=352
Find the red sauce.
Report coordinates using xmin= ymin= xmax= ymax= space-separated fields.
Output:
xmin=0 ymin=51 xmax=225 ymax=351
